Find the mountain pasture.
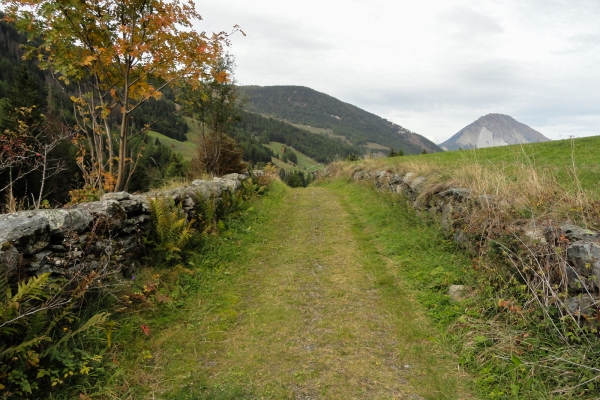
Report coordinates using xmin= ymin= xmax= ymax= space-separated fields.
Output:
xmin=265 ymin=141 xmax=323 ymax=171
xmin=382 ymin=135 xmax=600 ymax=193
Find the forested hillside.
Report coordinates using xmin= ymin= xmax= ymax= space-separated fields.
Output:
xmin=239 ymin=85 xmax=442 ymax=154
xmin=233 ymin=111 xmax=361 ymax=164
xmin=0 ymin=16 xmax=190 ymax=204
xmin=0 ymin=17 xmax=47 ymax=99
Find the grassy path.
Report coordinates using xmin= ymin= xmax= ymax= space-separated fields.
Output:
xmin=110 ymin=184 xmax=472 ymax=399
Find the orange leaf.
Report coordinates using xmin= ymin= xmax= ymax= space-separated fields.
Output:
xmin=156 ymin=294 xmax=171 ymax=303
xmin=140 ymin=324 xmax=151 ymax=336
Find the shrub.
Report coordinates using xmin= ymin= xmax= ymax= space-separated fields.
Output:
xmin=0 ymin=272 xmax=109 ymax=397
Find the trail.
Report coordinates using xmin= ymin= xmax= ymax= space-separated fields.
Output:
xmin=134 ymin=186 xmax=471 ymax=399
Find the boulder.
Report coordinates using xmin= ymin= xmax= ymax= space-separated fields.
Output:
xmin=353 ymin=171 xmax=365 ymax=180
xmin=408 ymin=176 xmax=426 ymax=192
xmin=567 ymin=241 xmax=600 ymax=276
xmin=439 ymin=188 xmax=471 ymax=201
xmin=0 ymin=212 xmax=50 ymax=254
xmin=561 ymin=224 xmax=598 ymax=242
xmin=565 ymin=295 xmax=598 ymax=315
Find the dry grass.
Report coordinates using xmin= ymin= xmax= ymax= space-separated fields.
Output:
xmin=326 ymin=151 xmax=600 ymax=231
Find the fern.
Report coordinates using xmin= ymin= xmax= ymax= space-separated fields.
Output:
xmin=11 ymin=273 xmax=51 ymax=303
xmin=0 ymin=335 xmax=51 ymax=357
xmin=45 ymin=312 xmax=109 ymax=355
xmin=148 ymin=196 xmax=202 ymax=265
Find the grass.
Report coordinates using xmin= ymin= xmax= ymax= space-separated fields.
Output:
xmin=327 ymin=136 xmax=600 ymax=231
xmin=289 ymin=123 xmax=354 ymax=145
xmin=73 ymin=181 xmax=475 ymax=399
xmin=366 ymin=141 xmax=390 ymax=150
xmin=319 ymin=179 xmax=600 ymax=398
xmin=384 ymin=136 xmax=600 ymax=193
xmin=265 ymin=141 xmax=324 ymax=172
xmin=147 ymin=130 xmax=197 ymax=160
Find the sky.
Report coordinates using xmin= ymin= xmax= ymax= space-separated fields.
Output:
xmin=195 ymin=0 xmax=600 ymax=144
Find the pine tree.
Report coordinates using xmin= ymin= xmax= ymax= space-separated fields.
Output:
xmin=0 ymin=66 xmax=46 ymax=134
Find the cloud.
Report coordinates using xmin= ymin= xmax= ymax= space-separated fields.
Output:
xmin=555 ymin=33 xmax=600 ymax=54
xmin=438 ymin=6 xmax=505 ymax=47
xmin=440 ymin=6 xmax=504 ymax=40
xmin=192 ymin=0 xmax=600 ymax=143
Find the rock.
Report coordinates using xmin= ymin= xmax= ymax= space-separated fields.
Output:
xmin=353 ymin=171 xmax=365 ymax=180
xmin=120 ymin=199 xmax=144 ymax=214
xmin=375 ymin=170 xmax=389 ymax=180
xmin=222 ymin=172 xmax=247 ymax=182
xmin=395 ymin=185 xmax=410 ymax=196
xmin=77 ymin=200 xmax=125 ymax=220
xmin=449 ymin=285 xmax=469 ymax=301
xmin=441 ymin=203 xmax=454 ymax=232
xmin=0 ymin=212 xmax=50 ymax=254
xmin=565 ymin=295 xmax=598 ymax=315
xmin=213 ymin=176 xmax=240 ymax=191
xmin=408 ymin=176 xmax=426 ymax=192
xmin=0 ymin=244 xmax=21 ymax=275
xmin=26 ymin=251 xmax=52 ymax=271
xmin=453 ymin=229 xmax=468 ymax=245
xmin=43 ymin=209 xmax=93 ymax=234
xmin=402 ymin=172 xmax=416 ymax=185
xmin=388 ymin=174 xmax=403 ymax=185
xmin=439 ymin=188 xmax=471 ymax=201
xmin=567 ymin=241 xmax=600 ymax=281
xmin=101 ymin=191 xmax=130 ymax=201
xmin=561 ymin=224 xmax=598 ymax=242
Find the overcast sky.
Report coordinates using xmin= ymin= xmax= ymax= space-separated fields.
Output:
xmin=195 ymin=0 xmax=600 ymax=144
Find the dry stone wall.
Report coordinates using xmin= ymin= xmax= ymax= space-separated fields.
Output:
xmin=348 ymin=166 xmax=600 ymax=316
xmin=0 ymin=173 xmax=248 ymax=282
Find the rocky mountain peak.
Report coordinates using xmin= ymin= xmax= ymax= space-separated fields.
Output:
xmin=440 ymin=113 xmax=550 ymax=150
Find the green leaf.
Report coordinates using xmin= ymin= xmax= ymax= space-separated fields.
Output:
xmin=511 ymin=355 xmax=522 ymax=366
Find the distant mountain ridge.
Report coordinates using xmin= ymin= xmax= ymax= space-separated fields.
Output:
xmin=239 ymin=85 xmax=442 ymax=154
xmin=441 ymin=114 xmax=550 ymax=150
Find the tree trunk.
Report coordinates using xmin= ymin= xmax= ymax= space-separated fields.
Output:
xmin=115 ymin=63 xmax=130 ymax=192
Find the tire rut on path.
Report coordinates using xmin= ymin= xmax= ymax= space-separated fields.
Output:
xmin=199 ymin=187 xmax=430 ymax=399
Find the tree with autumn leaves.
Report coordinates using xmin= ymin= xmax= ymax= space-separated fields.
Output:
xmin=4 ymin=0 xmax=242 ymax=192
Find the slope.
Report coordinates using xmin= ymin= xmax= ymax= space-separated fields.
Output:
xmin=265 ymin=141 xmax=323 ymax=172
xmin=440 ymin=113 xmax=550 ymax=150
xmin=239 ymin=85 xmax=442 ymax=154
xmin=234 ymin=111 xmax=362 ymax=163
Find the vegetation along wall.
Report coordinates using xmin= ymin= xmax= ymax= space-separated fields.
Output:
xmin=331 ymin=164 xmax=600 ymax=322
xmin=0 ymin=173 xmax=249 ymax=282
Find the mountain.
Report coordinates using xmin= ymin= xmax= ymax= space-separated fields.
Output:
xmin=239 ymin=85 xmax=442 ymax=154
xmin=234 ymin=111 xmax=362 ymax=164
xmin=440 ymin=114 xmax=550 ymax=150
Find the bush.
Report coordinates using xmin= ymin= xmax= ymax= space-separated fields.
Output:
xmin=0 ymin=272 xmax=109 ymax=397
